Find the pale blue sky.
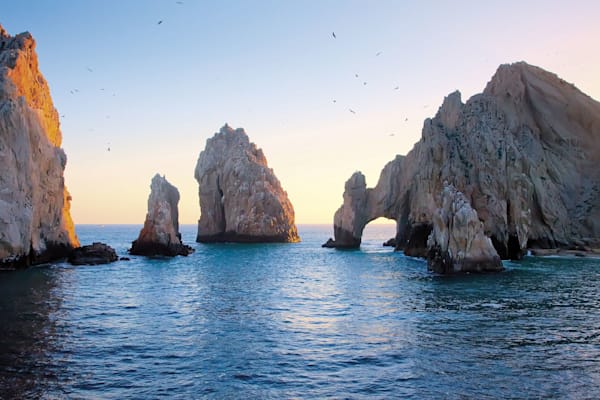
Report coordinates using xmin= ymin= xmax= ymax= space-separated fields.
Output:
xmin=3 ymin=1 xmax=599 ymax=224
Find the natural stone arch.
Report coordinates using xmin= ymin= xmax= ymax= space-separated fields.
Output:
xmin=323 ymin=170 xmax=401 ymax=248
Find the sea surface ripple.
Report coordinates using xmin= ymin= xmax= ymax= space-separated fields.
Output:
xmin=1 ymin=224 xmax=599 ymax=399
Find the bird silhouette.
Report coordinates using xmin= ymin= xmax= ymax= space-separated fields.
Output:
xmin=355 ymin=73 xmax=359 ymax=78
xmin=333 ymin=99 xmax=336 ymax=103
xmin=394 ymin=86 xmax=399 ymax=90
xmin=363 ymin=82 xmax=367 ymax=86
xmin=405 ymin=117 xmax=408 ymax=122
xmin=389 ymin=133 xmax=395 ymax=136
xmin=86 ymin=67 xmax=93 ymax=72
xmin=332 ymin=32 xmax=336 ymax=39
xmin=349 ymin=109 xmax=356 ymax=114
xmin=158 ymin=20 xmax=163 ymax=25
xmin=376 ymin=51 xmax=382 ymax=56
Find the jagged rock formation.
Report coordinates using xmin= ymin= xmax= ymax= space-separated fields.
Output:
xmin=0 ymin=25 xmax=79 ymax=267
xmin=326 ymin=61 xmax=600 ymax=260
xmin=69 ymin=242 xmax=118 ymax=265
xmin=130 ymin=174 xmax=193 ymax=256
xmin=427 ymin=184 xmax=503 ymax=273
xmin=194 ymin=124 xmax=299 ymax=243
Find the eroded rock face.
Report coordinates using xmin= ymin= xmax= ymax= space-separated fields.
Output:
xmin=194 ymin=124 xmax=299 ymax=243
xmin=329 ymin=62 xmax=600 ymax=259
xmin=0 ymin=25 xmax=79 ymax=267
xmin=427 ymin=184 xmax=503 ymax=273
xmin=130 ymin=174 xmax=193 ymax=256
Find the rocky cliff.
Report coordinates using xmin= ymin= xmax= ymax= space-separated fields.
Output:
xmin=326 ymin=62 xmax=600 ymax=260
xmin=195 ymin=124 xmax=299 ymax=243
xmin=427 ymin=184 xmax=502 ymax=273
xmin=0 ymin=25 xmax=79 ymax=267
xmin=130 ymin=174 xmax=193 ymax=256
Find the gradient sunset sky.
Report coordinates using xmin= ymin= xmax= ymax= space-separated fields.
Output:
xmin=3 ymin=1 xmax=600 ymax=225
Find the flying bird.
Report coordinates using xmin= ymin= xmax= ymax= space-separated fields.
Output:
xmin=349 ymin=109 xmax=356 ymax=114
xmin=363 ymin=82 xmax=367 ymax=86
xmin=405 ymin=117 xmax=408 ymax=122
xmin=394 ymin=86 xmax=399 ymax=90
xmin=376 ymin=51 xmax=382 ymax=56
xmin=389 ymin=133 xmax=395 ymax=136
xmin=157 ymin=20 xmax=163 ymax=25
xmin=332 ymin=32 xmax=336 ymax=39
xmin=332 ymin=99 xmax=336 ymax=103
xmin=176 ymin=1 xmax=184 ymax=4
xmin=86 ymin=67 xmax=93 ymax=72
xmin=355 ymin=73 xmax=359 ymax=78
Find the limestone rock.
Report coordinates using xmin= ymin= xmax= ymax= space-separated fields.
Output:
xmin=130 ymin=174 xmax=193 ymax=256
xmin=328 ymin=61 xmax=600 ymax=260
xmin=427 ymin=184 xmax=503 ymax=273
xmin=69 ymin=242 xmax=118 ymax=266
xmin=0 ymin=25 xmax=79 ymax=267
xmin=194 ymin=124 xmax=299 ymax=243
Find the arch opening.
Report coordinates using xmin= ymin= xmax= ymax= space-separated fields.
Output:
xmin=361 ymin=217 xmax=397 ymax=248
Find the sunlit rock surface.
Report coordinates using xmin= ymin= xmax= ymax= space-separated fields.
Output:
xmin=130 ymin=174 xmax=193 ymax=257
xmin=0 ymin=25 xmax=79 ymax=267
xmin=327 ymin=62 xmax=600 ymax=259
xmin=195 ymin=124 xmax=299 ymax=243
xmin=427 ymin=184 xmax=503 ymax=273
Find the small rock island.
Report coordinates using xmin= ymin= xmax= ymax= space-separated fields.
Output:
xmin=194 ymin=124 xmax=300 ymax=243
xmin=130 ymin=174 xmax=193 ymax=257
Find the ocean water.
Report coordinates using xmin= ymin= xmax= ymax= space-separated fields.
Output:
xmin=1 ymin=224 xmax=599 ymax=399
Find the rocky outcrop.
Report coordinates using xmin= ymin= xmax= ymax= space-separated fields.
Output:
xmin=68 ymin=242 xmax=118 ymax=265
xmin=130 ymin=174 xmax=193 ymax=256
xmin=327 ymin=62 xmax=600 ymax=259
xmin=0 ymin=25 xmax=79 ymax=267
xmin=194 ymin=124 xmax=299 ymax=243
xmin=427 ymin=184 xmax=503 ymax=273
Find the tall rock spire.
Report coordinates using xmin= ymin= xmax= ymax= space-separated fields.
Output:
xmin=194 ymin=124 xmax=300 ymax=243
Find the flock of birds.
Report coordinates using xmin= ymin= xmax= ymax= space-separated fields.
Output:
xmin=330 ymin=30 xmax=412 ymax=137
xmin=64 ymin=3 xmax=416 ymax=152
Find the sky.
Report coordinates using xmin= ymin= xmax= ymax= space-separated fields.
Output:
xmin=2 ymin=0 xmax=600 ymax=225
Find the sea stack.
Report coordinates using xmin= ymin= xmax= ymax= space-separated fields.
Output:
xmin=130 ymin=174 xmax=193 ymax=256
xmin=326 ymin=61 xmax=600 ymax=264
xmin=194 ymin=124 xmax=299 ymax=243
xmin=0 ymin=25 xmax=79 ymax=267
xmin=427 ymin=184 xmax=503 ymax=273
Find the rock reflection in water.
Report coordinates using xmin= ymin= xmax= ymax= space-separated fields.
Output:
xmin=0 ymin=268 xmax=68 ymax=398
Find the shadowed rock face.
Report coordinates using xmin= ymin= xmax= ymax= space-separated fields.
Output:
xmin=327 ymin=62 xmax=600 ymax=259
xmin=427 ymin=184 xmax=503 ymax=273
xmin=69 ymin=242 xmax=118 ymax=265
xmin=0 ymin=25 xmax=79 ymax=267
xmin=194 ymin=124 xmax=299 ymax=243
xmin=130 ymin=174 xmax=193 ymax=257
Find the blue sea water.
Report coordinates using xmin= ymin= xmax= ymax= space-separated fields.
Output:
xmin=1 ymin=224 xmax=599 ymax=399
